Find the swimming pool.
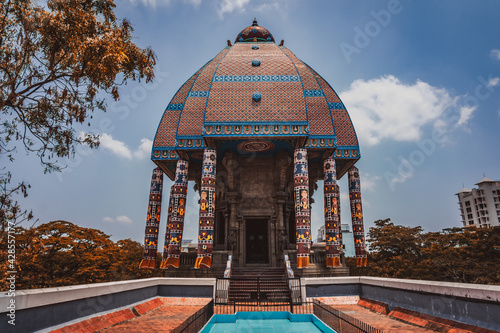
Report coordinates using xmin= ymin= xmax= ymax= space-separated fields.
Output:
xmin=199 ymin=311 xmax=337 ymax=333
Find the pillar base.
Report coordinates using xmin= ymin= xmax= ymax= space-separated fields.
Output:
xmin=164 ymin=257 xmax=180 ymax=269
xmin=297 ymin=256 xmax=309 ymax=269
xmin=194 ymin=256 xmax=212 ymax=269
xmin=326 ymin=256 xmax=341 ymax=268
xmin=356 ymin=257 xmax=367 ymax=267
xmin=139 ymin=259 xmax=156 ymax=270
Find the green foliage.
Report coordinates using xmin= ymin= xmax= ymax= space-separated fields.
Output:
xmin=348 ymin=219 xmax=500 ymax=285
xmin=0 ymin=0 xmax=156 ymax=171
xmin=0 ymin=0 xmax=156 ymax=234
xmin=0 ymin=220 xmax=162 ymax=290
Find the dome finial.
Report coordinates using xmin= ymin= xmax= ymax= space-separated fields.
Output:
xmin=252 ymin=18 xmax=258 ymax=26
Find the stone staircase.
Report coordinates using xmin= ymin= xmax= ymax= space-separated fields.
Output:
xmin=228 ymin=267 xmax=290 ymax=303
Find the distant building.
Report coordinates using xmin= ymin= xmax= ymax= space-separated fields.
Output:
xmin=317 ymin=224 xmax=355 ymax=257
xmin=457 ymin=177 xmax=500 ymax=228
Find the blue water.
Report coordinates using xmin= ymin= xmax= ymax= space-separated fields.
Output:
xmin=200 ymin=311 xmax=336 ymax=333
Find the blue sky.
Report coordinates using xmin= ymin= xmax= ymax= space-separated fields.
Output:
xmin=15 ymin=0 xmax=500 ymax=245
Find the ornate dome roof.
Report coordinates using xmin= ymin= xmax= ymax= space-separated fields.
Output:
xmin=153 ymin=21 xmax=360 ymax=179
xmin=234 ymin=18 xmax=275 ymax=43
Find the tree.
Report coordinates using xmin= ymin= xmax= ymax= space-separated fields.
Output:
xmin=348 ymin=219 xmax=500 ymax=285
xmin=0 ymin=0 xmax=156 ymax=229
xmin=0 ymin=221 xmax=162 ymax=290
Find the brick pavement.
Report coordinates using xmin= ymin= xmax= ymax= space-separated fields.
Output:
xmin=50 ymin=298 xmax=211 ymax=333
xmin=330 ymin=304 xmax=437 ymax=332
xmin=103 ymin=304 xmax=205 ymax=333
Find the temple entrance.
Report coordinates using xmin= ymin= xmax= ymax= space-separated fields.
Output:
xmin=245 ymin=218 xmax=269 ymax=264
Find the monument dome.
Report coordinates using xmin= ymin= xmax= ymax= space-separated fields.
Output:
xmin=142 ymin=20 xmax=367 ymax=273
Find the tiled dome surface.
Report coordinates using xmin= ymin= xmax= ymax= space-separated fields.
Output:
xmin=153 ymin=25 xmax=358 ymax=156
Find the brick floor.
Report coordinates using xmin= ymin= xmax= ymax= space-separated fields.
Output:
xmin=330 ymin=304 xmax=438 ymax=332
xmin=102 ymin=305 xmax=206 ymax=333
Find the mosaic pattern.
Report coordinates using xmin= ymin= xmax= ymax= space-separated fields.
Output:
xmin=234 ymin=23 xmax=274 ymax=44
xmin=237 ymin=140 xmax=275 ymax=152
xmin=160 ymin=186 xmax=174 ymax=269
xmin=280 ymin=48 xmax=320 ymax=91
xmin=165 ymin=160 xmax=189 ymax=269
xmin=323 ymin=157 xmax=342 ymax=267
xmin=195 ymin=148 xmax=217 ymax=269
xmin=215 ymin=43 xmax=294 ymax=76
xmin=140 ymin=168 xmax=163 ymax=270
xmin=333 ymin=147 xmax=360 ymax=159
xmin=306 ymin=138 xmax=336 ymax=148
xmin=348 ymin=166 xmax=367 ymax=267
xmin=176 ymin=47 xmax=231 ymax=137
xmin=294 ymin=148 xmax=311 ymax=268
xmin=204 ymin=124 xmax=308 ymax=137
xmin=188 ymin=91 xmax=209 ymax=97
xmin=213 ymin=75 xmax=300 ymax=82
xmin=205 ymin=81 xmax=306 ymax=123
xmin=306 ymin=97 xmax=334 ymax=137
xmin=152 ymin=27 xmax=362 ymax=180
xmin=305 ymin=64 xmax=359 ymax=147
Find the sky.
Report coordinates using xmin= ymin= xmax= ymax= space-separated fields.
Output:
xmin=12 ymin=0 xmax=500 ymax=246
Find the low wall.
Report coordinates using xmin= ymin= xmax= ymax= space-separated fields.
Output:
xmin=0 ymin=278 xmax=216 ymax=333
xmin=2 ymin=276 xmax=499 ymax=332
xmin=303 ymin=276 xmax=500 ymax=331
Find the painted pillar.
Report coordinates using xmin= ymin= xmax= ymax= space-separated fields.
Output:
xmin=294 ymin=148 xmax=311 ymax=268
xmin=160 ymin=186 xmax=174 ymax=269
xmin=195 ymin=148 xmax=217 ymax=269
xmin=164 ymin=159 xmax=189 ymax=269
xmin=140 ymin=167 xmax=163 ymax=269
xmin=348 ymin=166 xmax=368 ymax=267
xmin=324 ymin=157 xmax=342 ymax=267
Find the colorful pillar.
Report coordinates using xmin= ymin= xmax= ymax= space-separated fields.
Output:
xmin=160 ymin=186 xmax=174 ymax=269
xmin=294 ymin=148 xmax=311 ymax=268
xmin=140 ymin=167 xmax=164 ymax=269
xmin=164 ymin=159 xmax=189 ymax=269
xmin=195 ymin=148 xmax=217 ymax=269
xmin=348 ymin=166 xmax=368 ymax=267
xmin=323 ymin=157 xmax=342 ymax=267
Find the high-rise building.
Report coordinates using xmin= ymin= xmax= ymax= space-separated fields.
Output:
xmin=457 ymin=177 xmax=500 ymax=228
xmin=316 ymin=224 xmax=355 ymax=257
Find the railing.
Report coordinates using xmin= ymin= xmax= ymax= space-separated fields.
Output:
xmin=215 ymin=277 xmax=302 ymax=313
xmin=179 ymin=252 xmax=197 ymax=266
xmin=313 ymin=299 xmax=383 ymax=333
xmin=172 ymin=299 xmax=214 ymax=333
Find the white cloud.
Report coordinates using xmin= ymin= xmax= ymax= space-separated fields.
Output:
xmin=456 ymin=105 xmax=476 ymax=128
xmin=217 ymin=0 xmax=250 ymax=18
xmin=487 ymin=77 xmax=500 ymax=87
xmin=134 ymin=138 xmax=154 ymax=159
xmin=116 ymin=216 xmax=133 ymax=224
xmin=100 ymin=134 xmax=152 ymax=160
xmin=360 ymin=173 xmax=380 ymax=192
xmin=103 ymin=216 xmax=133 ymax=224
xmin=340 ymin=75 xmax=467 ymax=146
xmin=490 ymin=49 xmax=500 ymax=60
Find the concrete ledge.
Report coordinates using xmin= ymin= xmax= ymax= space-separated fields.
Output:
xmin=0 ymin=278 xmax=216 ymax=313
xmin=359 ymin=277 xmax=500 ymax=302
xmin=358 ymin=297 xmax=390 ymax=315
xmin=388 ymin=306 xmax=500 ymax=333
